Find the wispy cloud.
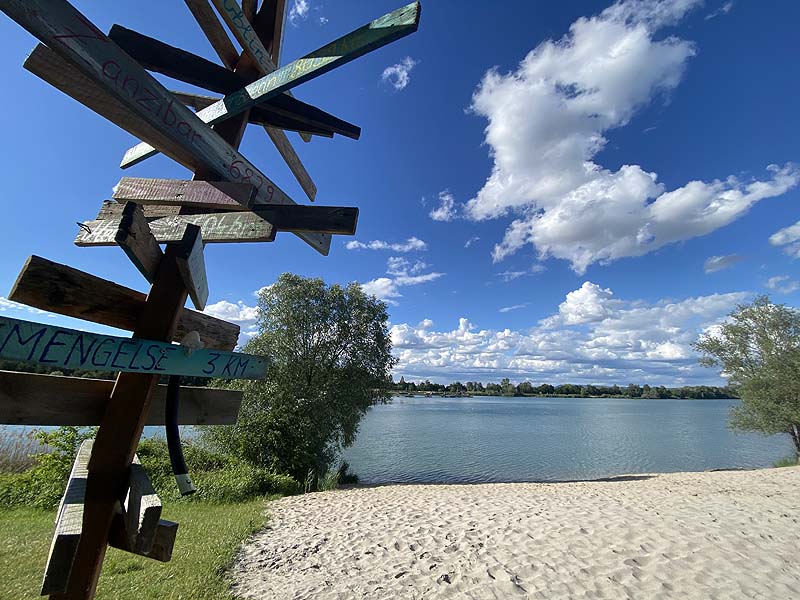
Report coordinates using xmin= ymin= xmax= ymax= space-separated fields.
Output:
xmin=499 ymin=304 xmax=527 ymax=313
xmin=289 ymin=0 xmax=310 ymax=26
xmin=705 ymin=1 xmax=734 ymax=20
xmin=704 ymin=254 xmax=744 ymax=273
xmin=0 ymin=296 xmax=55 ymax=318
xmin=429 ymin=190 xmax=458 ymax=222
xmin=765 ymin=275 xmax=800 ymax=294
xmin=381 ymin=56 xmax=418 ymax=91
xmin=769 ymin=220 xmax=800 ymax=258
xmin=464 ymin=236 xmax=480 ymax=248
xmin=497 ymin=264 xmax=546 ymax=282
xmin=361 ymin=257 xmax=444 ymax=305
xmin=345 ymin=237 xmax=427 ymax=252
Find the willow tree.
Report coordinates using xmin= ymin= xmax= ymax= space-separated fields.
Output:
xmin=694 ymin=296 xmax=800 ymax=461
xmin=204 ymin=274 xmax=395 ymax=482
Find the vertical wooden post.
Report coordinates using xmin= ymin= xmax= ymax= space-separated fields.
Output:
xmin=54 ymin=251 xmax=188 ymax=599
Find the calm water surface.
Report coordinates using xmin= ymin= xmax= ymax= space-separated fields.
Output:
xmin=342 ymin=396 xmax=794 ymax=484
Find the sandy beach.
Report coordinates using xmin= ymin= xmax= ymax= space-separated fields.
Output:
xmin=230 ymin=467 xmax=800 ymax=599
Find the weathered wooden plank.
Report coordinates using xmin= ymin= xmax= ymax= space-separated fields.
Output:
xmin=23 ymin=44 xmax=203 ymax=173
xmin=94 ymin=200 xmax=359 ymax=235
xmin=115 ymin=202 xmax=163 ymax=283
xmin=175 ymin=224 xmax=209 ymax=311
xmin=77 ymin=211 xmax=275 ymax=245
xmin=253 ymin=0 xmax=286 ymax=65
xmin=113 ymin=177 xmax=256 ymax=210
xmin=108 ymin=515 xmax=178 ymax=563
xmin=123 ymin=456 xmax=162 ymax=554
xmin=183 ymin=0 xmax=239 ymax=69
xmin=41 ymin=439 xmax=93 ymax=595
xmin=98 ymin=201 xmax=181 ymax=220
xmin=120 ymin=1 xmax=421 ymax=169
xmin=211 ymin=0 xmax=275 ymax=78
xmin=3 ymin=1 xmax=330 ymax=255
xmin=0 ymin=315 xmax=266 ymax=379
xmin=8 ymin=256 xmax=239 ymax=351
xmin=242 ymin=0 xmax=257 ymax=22
xmin=0 ymin=371 xmax=243 ymax=426
xmin=109 ymin=27 xmax=360 ymax=140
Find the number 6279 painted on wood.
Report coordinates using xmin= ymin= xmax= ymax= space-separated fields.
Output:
xmin=0 ymin=315 xmax=266 ymax=380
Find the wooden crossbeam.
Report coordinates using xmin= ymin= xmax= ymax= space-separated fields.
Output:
xmin=183 ymin=0 xmax=239 ymax=69
xmin=9 ymin=256 xmax=240 ymax=351
xmin=115 ymin=203 xmax=163 ymax=283
xmin=0 ymin=370 xmax=243 ymax=426
xmin=175 ymin=224 xmax=209 ymax=311
xmin=108 ymin=27 xmax=360 ymax=139
xmin=94 ymin=200 xmax=359 ymax=235
xmin=253 ymin=0 xmax=286 ymax=65
xmin=4 ymin=0 xmax=331 ymax=254
xmin=77 ymin=211 xmax=276 ymax=245
xmin=122 ymin=456 xmax=162 ymax=554
xmin=242 ymin=0 xmax=257 ymax=22
xmin=24 ymin=44 xmax=203 ymax=173
xmin=108 ymin=515 xmax=178 ymax=562
xmin=120 ymin=2 xmax=420 ymax=170
xmin=114 ymin=177 xmax=256 ymax=211
xmin=0 ymin=315 xmax=266 ymax=379
xmin=41 ymin=439 xmax=93 ymax=596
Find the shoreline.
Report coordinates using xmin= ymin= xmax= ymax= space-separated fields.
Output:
xmin=231 ymin=466 xmax=800 ymax=599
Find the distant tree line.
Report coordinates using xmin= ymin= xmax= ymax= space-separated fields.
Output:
xmin=391 ymin=376 xmax=736 ymax=399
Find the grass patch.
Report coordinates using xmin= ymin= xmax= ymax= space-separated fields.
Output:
xmin=774 ymin=456 xmax=799 ymax=468
xmin=0 ymin=499 xmax=269 ymax=600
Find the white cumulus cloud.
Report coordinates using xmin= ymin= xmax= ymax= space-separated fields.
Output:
xmin=381 ymin=56 xmax=418 ymax=91
xmin=361 ymin=257 xmax=444 ymax=305
xmin=289 ymin=0 xmax=310 ymax=25
xmin=765 ymin=275 xmax=800 ymax=295
xmin=463 ymin=0 xmax=798 ymax=274
xmin=345 ymin=237 xmax=427 ymax=252
xmin=204 ymin=299 xmax=260 ymax=345
xmin=391 ymin=282 xmax=749 ymax=384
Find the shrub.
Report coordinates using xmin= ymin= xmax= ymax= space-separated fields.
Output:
xmin=774 ymin=456 xmax=799 ymax=468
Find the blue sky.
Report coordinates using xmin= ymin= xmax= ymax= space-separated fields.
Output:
xmin=0 ymin=0 xmax=798 ymax=385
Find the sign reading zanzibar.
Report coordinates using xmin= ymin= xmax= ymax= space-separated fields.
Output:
xmin=0 ymin=316 xmax=266 ymax=380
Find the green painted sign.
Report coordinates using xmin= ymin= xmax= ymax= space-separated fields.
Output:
xmin=0 ymin=316 xmax=265 ymax=380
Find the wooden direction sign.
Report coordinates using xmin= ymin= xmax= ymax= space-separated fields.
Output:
xmin=9 ymin=255 xmax=240 ymax=351
xmin=77 ymin=211 xmax=276 ymax=245
xmin=41 ymin=439 xmax=93 ymax=595
xmin=0 ymin=370 xmax=243 ymax=426
xmin=114 ymin=177 xmax=256 ymax=210
xmin=175 ymin=224 xmax=209 ymax=311
xmin=2 ymin=0 xmax=331 ymax=254
xmin=0 ymin=315 xmax=266 ymax=379
xmin=115 ymin=202 xmax=163 ymax=284
xmin=120 ymin=2 xmax=421 ymax=168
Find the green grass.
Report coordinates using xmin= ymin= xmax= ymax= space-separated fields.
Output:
xmin=774 ymin=456 xmax=799 ymax=468
xmin=0 ymin=499 xmax=269 ymax=600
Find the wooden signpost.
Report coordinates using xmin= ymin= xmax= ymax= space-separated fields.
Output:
xmin=0 ymin=0 xmax=420 ymax=597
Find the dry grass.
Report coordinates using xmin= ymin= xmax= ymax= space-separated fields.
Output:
xmin=0 ymin=427 xmax=47 ymax=474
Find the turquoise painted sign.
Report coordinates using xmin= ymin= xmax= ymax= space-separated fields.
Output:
xmin=0 ymin=316 xmax=265 ymax=380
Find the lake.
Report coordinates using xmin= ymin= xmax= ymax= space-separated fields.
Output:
xmin=342 ymin=396 xmax=795 ymax=484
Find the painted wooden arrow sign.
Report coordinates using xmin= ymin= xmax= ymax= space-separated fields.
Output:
xmin=1 ymin=0 xmax=330 ymax=255
xmin=120 ymin=1 xmax=421 ymax=168
xmin=0 ymin=316 xmax=266 ymax=379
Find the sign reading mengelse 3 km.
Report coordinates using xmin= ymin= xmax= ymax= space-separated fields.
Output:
xmin=0 ymin=316 xmax=265 ymax=380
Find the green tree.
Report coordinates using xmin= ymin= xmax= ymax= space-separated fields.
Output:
xmin=694 ymin=296 xmax=800 ymax=461
xmin=204 ymin=274 xmax=396 ymax=481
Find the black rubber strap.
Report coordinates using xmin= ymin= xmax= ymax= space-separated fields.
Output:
xmin=166 ymin=375 xmax=196 ymax=495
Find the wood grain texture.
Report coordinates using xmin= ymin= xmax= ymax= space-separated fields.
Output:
xmin=8 ymin=256 xmax=239 ymax=351
xmin=114 ymin=177 xmax=256 ymax=210
xmin=108 ymin=515 xmax=178 ymax=562
xmin=23 ymin=44 xmax=202 ymax=173
xmin=109 ymin=27 xmax=359 ymax=140
xmin=0 ymin=315 xmax=266 ymax=379
xmin=94 ymin=200 xmax=358 ymax=235
xmin=183 ymin=0 xmax=239 ymax=69
xmin=41 ymin=439 xmax=93 ymax=595
xmin=115 ymin=202 xmax=163 ymax=283
xmin=77 ymin=211 xmax=275 ymax=245
xmin=119 ymin=1 xmax=421 ymax=170
xmin=123 ymin=457 xmax=162 ymax=554
xmin=3 ymin=0 xmax=330 ymax=253
xmin=0 ymin=371 xmax=243 ymax=426
xmin=175 ymin=224 xmax=209 ymax=311
xmin=242 ymin=0 xmax=257 ymax=22
xmin=253 ymin=0 xmax=286 ymax=65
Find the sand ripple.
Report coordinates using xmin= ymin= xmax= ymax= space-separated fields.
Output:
xmin=230 ymin=467 xmax=800 ymax=599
